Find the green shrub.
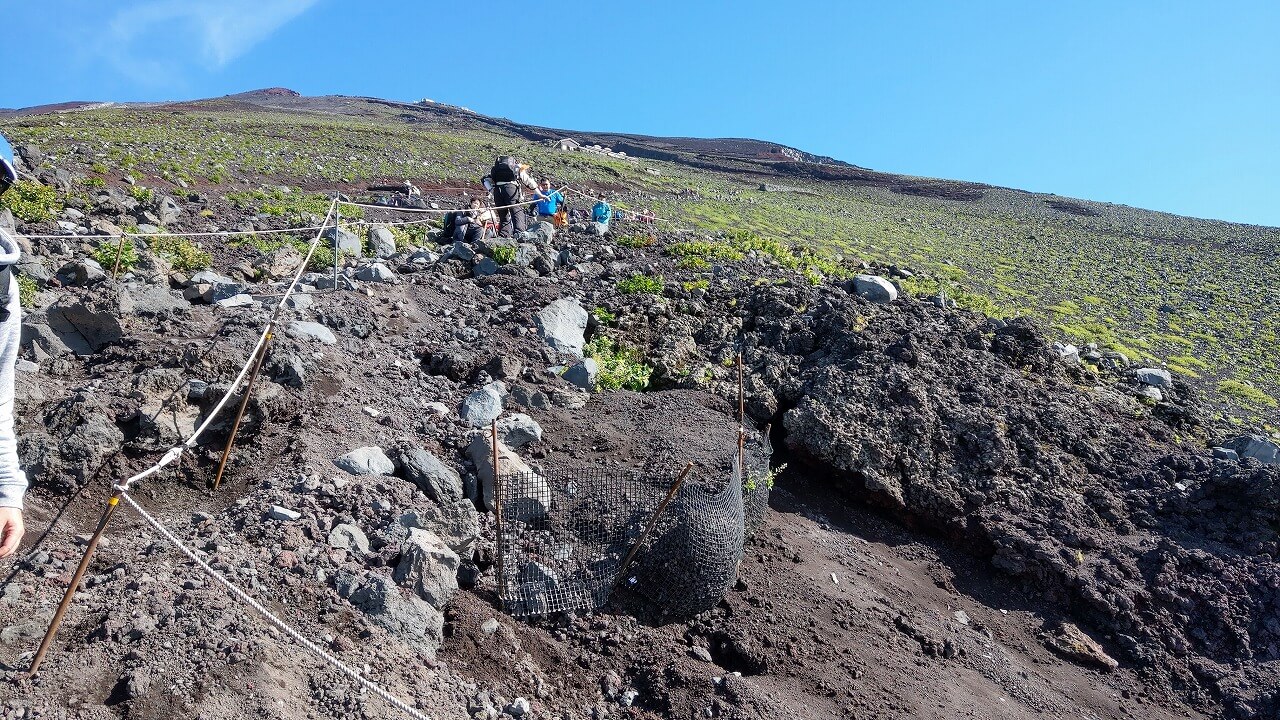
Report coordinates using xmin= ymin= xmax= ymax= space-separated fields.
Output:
xmin=129 ymin=186 xmax=154 ymax=203
xmin=492 ymin=244 xmax=517 ymax=265
xmin=92 ymin=238 xmax=139 ymax=273
xmin=677 ymin=256 xmax=709 ymax=270
xmin=617 ymin=273 xmax=665 ymax=295
xmin=149 ymin=235 xmax=212 ymax=271
xmin=390 ymin=225 xmax=419 ymax=252
xmin=666 ymin=240 xmax=744 ymax=262
xmin=585 ymin=336 xmax=653 ymax=391
xmin=617 ymin=234 xmax=656 ymax=249
xmin=1218 ymin=380 xmax=1277 ymax=408
xmin=16 ymin=274 xmax=38 ymax=307
xmin=593 ymin=306 xmax=617 ymax=325
xmin=0 ymin=181 xmax=62 ymax=222
xmin=682 ymin=279 xmax=710 ymax=292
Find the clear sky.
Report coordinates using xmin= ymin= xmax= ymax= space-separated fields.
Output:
xmin=7 ymin=1 xmax=1279 ymax=226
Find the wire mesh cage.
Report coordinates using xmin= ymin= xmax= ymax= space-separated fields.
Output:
xmin=496 ymin=434 xmax=774 ymax=619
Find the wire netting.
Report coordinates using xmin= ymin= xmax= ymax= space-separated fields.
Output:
xmin=497 ymin=433 xmax=773 ymax=618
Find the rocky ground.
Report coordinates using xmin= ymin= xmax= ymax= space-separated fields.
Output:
xmin=0 ymin=175 xmax=1277 ymax=720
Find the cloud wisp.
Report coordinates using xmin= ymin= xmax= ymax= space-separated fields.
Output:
xmin=88 ymin=0 xmax=319 ymax=88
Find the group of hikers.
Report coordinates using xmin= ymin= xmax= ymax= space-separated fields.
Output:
xmin=445 ymin=155 xmax=619 ymax=243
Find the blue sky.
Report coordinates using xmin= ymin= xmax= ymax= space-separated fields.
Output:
xmin=7 ymin=1 xmax=1279 ymax=226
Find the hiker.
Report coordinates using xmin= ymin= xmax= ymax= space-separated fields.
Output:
xmin=452 ymin=198 xmax=495 ymax=243
xmin=591 ymin=197 xmax=613 ymax=236
xmin=0 ymin=132 xmax=27 ymax=558
xmin=481 ymin=156 xmax=539 ymax=238
xmin=533 ymin=178 xmax=566 ymax=225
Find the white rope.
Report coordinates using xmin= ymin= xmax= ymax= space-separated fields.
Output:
xmin=561 ymin=185 xmax=672 ymax=225
xmin=337 ymin=186 xmax=565 ymax=215
xmin=117 ymin=492 xmax=434 ymax=720
xmin=115 ymin=198 xmax=338 ymax=491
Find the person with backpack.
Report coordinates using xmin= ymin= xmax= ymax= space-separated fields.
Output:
xmin=481 ymin=156 xmax=539 ymax=238
xmin=0 ymin=132 xmax=28 ymax=558
xmin=591 ymin=197 xmax=613 ymax=236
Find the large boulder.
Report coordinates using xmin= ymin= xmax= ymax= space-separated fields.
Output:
xmin=465 ymin=433 xmax=549 ymax=518
xmin=55 ymin=258 xmax=107 ymax=286
xmin=367 ymin=226 xmax=397 ymax=259
xmin=355 ymin=262 xmax=398 ymax=283
xmin=1135 ymin=367 xmax=1173 ymax=388
xmin=334 ymin=446 xmax=395 ymax=475
xmin=323 ymin=225 xmax=363 ymax=256
xmin=460 ymin=383 xmax=504 ymax=428
xmin=1223 ymin=435 xmax=1279 ymax=465
xmin=328 ymin=523 xmax=371 ymax=554
xmin=496 ymin=413 xmax=543 ymax=449
xmin=254 ymin=246 xmax=304 ymax=280
xmin=393 ymin=528 xmax=460 ymax=610
xmin=563 ymin=359 xmax=599 ymax=390
xmin=399 ymin=500 xmax=481 ymax=555
xmin=43 ymin=297 xmax=125 ymax=355
xmin=395 ymin=446 xmax=464 ymax=502
xmin=346 ymin=575 xmax=443 ymax=655
xmin=535 ymin=298 xmax=588 ymax=358
xmin=850 ymin=275 xmax=898 ymax=304
xmin=287 ymin=321 xmax=336 ymax=345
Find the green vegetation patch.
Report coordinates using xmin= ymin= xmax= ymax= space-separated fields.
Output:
xmin=148 ymin=235 xmax=212 ymax=272
xmin=1218 ymin=380 xmax=1278 ymax=408
xmin=92 ymin=239 xmax=138 ymax=273
xmin=0 ymin=180 xmax=61 ymax=222
xmin=17 ymin=273 xmax=38 ymax=307
xmin=617 ymin=273 xmax=665 ymax=295
xmin=585 ymin=336 xmax=653 ymax=391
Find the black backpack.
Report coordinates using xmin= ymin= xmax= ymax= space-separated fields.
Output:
xmin=489 ymin=156 xmax=518 ymax=183
xmin=442 ymin=211 xmax=460 ymax=237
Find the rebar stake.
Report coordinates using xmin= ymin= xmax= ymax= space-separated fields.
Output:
xmin=491 ymin=419 xmax=504 ymax=601
xmin=110 ymin=234 xmax=129 ymax=278
xmin=212 ymin=330 xmax=274 ymax=491
xmin=614 ymin=462 xmax=695 ymax=588
xmin=27 ymin=491 xmax=122 ymax=677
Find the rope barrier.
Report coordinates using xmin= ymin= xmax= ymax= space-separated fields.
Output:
xmin=117 ymin=492 xmax=434 ymax=720
xmin=114 ymin=197 xmax=338 ymax=492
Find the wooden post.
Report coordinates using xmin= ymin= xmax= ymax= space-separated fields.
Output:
xmin=614 ymin=462 xmax=694 ymax=588
xmin=491 ymin=420 xmax=504 ymax=601
xmin=110 ymin=234 xmax=129 ymax=278
xmin=212 ymin=329 xmax=274 ymax=491
xmin=28 ymin=491 xmax=122 ymax=676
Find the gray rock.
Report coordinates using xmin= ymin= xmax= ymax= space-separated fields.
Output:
xmin=355 ymin=262 xmax=398 ymax=283
xmin=284 ymin=293 xmax=313 ymax=311
xmin=393 ymin=528 xmax=460 ymax=610
xmin=399 ymin=499 xmax=481 ymax=555
xmin=349 ymin=575 xmax=443 ymax=655
xmin=43 ymin=298 xmax=125 ymax=355
xmin=496 ymin=413 xmax=543 ymax=449
xmin=154 ymin=196 xmax=181 ymax=225
xmin=328 ymin=523 xmax=371 ymax=554
xmin=287 ymin=321 xmax=337 ymax=345
xmin=1223 ymin=435 xmax=1279 ymax=465
xmin=514 ymin=243 xmax=539 ymax=267
xmin=1 ymin=620 xmax=47 ymax=646
xmin=396 ymin=446 xmax=464 ymax=502
xmin=510 ymin=385 xmax=550 ymax=410
xmin=334 ymin=446 xmax=395 ymax=475
xmin=1211 ymin=447 xmax=1240 ymax=462
xmin=851 ymin=274 xmax=898 ymax=303
xmin=268 ymin=505 xmax=301 ymax=521
xmin=214 ymin=293 xmax=254 ymax=308
xmin=460 ymin=384 xmax=504 ymax=428
xmin=1135 ymin=367 xmax=1172 ymax=388
xmin=255 ymin=246 xmax=304 ymax=279
xmin=563 ymin=359 xmax=599 ymax=390
xmin=1136 ymin=385 xmax=1163 ymax=402
xmin=535 ymin=298 xmax=588 ymax=358
xmin=210 ymin=280 xmax=249 ymax=302
xmin=56 ymin=258 xmax=107 ymax=286
xmin=323 ymin=225 xmax=363 ymax=256
xmin=367 ymin=227 xmax=397 ymax=258
xmin=1052 ymin=342 xmax=1080 ymax=364
xmin=505 ymin=698 xmax=532 ymax=717
xmin=465 ymin=433 xmax=550 ymax=517
xmin=191 ymin=269 xmax=235 ymax=286
xmin=450 ymin=242 xmax=476 ymax=262
xmin=122 ymin=285 xmax=188 ymax=318
xmin=472 ymin=257 xmax=499 ymax=277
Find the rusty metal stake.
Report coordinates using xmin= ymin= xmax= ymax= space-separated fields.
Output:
xmin=491 ymin=420 xmax=504 ymax=600
xmin=614 ymin=462 xmax=695 ymax=588
xmin=110 ymin=234 xmax=129 ymax=278
xmin=28 ymin=491 xmax=122 ymax=677
xmin=212 ymin=330 xmax=274 ymax=491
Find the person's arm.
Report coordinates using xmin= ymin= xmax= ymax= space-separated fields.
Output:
xmin=0 ymin=227 xmax=27 ymax=559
